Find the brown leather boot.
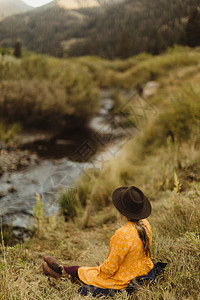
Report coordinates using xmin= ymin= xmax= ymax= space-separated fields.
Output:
xmin=43 ymin=256 xmax=63 ymax=275
xmin=42 ymin=262 xmax=62 ymax=279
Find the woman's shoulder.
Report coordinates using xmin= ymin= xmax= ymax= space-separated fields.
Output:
xmin=112 ymin=219 xmax=152 ymax=243
xmin=118 ymin=219 xmax=152 ymax=235
xmin=114 ymin=222 xmax=137 ymax=238
xmin=111 ymin=223 xmax=133 ymax=246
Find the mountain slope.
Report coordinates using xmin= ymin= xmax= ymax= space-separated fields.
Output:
xmin=0 ymin=4 xmax=88 ymax=56
xmin=0 ymin=0 xmax=33 ymax=20
xmin=67 ymin=0 xmax=200 ymax=58
xmin=58 ymin=0 xmax=123 ymax=9
xmin=0 ymin=0 xmax=199 ymax=58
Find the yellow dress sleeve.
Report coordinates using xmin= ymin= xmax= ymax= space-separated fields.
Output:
xmin=99 ymin=230 xmax=130 ymax=279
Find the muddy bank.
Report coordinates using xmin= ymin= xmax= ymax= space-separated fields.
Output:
xmin=0 ymin=148 xmax=39 ymax=173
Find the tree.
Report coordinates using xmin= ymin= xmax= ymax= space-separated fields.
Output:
xmin=118 ymin=31 xmax=130 ymax=59
xmin=184 ymin=8 xmax=200 ymax=47
xmin=14 ymin=39 xmax=22 ymax=58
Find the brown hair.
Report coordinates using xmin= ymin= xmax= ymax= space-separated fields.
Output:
xmin=130 ymin=219 xmax=151 ymax=257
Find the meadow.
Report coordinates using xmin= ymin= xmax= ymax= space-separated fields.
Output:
xmin=1 ymin=46 xmax=200 ymax=299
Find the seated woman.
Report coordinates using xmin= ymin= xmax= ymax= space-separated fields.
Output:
xmin=42 ymin=186 xmax=154 ymax=290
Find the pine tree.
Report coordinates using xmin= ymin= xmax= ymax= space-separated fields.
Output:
xmin=118 ymin=31 xmax=130 ymax=59
xmin=184 ymin=8 xmax=200 ymax=47
xmin=14 ymin=39 xmax=22 ymax=58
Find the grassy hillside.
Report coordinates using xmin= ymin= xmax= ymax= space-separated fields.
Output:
xmin=1 ymin=47 xmax=200 ymax=299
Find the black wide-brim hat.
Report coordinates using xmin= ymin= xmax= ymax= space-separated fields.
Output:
xmin=112 ymin=186 xmax=151 ymax=219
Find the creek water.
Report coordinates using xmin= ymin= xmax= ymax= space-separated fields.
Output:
xmin=0 ymin=90 xmax=133 ymax=239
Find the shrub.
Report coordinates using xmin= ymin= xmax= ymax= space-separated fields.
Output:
xmin=0 ymin=77 xmax=99 ymax=130
xmin=115 ymin=47 xmax=200 ymax=89
xmin=0 ymin=55 xmax=100 ymax=131
xmin=59 ymin=189 xmax=80 ymax=221
xmin=0 ymin=121 xmax=21 ymax=143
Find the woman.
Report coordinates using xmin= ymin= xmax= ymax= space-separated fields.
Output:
xmin=42 ymin=186 xmax=154 ymax=290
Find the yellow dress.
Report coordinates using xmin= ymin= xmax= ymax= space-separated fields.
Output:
xmin=78 ymin=219 xmax=154 ymax=289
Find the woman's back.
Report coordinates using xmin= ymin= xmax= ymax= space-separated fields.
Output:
xmin=78 ymin=219 xmax=153 ymax=289
xmin=110 ymin=220 xmax=153 ymax=281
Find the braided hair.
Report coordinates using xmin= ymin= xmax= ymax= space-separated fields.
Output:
xmin=130 ymin=219 xmax=151 ymax=257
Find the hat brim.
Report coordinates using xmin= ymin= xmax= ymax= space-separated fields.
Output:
xmin=112 ymin=186 xmax=151 ymax=219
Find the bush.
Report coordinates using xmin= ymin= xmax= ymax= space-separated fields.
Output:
xmin=115 ymin=47 xmax=200 ymax=89
xmin=59 ymin=189 xmax=80 ymax=221
xmin=0 ymin=55 xmax=100 ymax=131
xmin=0 ymin=121 xmax=21 ymax=143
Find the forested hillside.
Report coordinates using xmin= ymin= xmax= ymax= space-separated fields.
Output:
xmin=69 ymin=0 xmax=200 ymax=58
xmin=0 ymin=5 xmax=90 ymax=56
xmin=0 ymin=0 xmax=199 ymax=58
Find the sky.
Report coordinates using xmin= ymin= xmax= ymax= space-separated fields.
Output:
xmin=21 ymin=0 xmax=54 ymax=7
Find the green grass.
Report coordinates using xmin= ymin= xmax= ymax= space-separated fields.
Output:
xmin=0 ymin=121 xmax=21 ymax=143
xmin=59 ymin=188 xmax=81 ymax=221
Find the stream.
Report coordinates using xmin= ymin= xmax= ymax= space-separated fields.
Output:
xmin=0 ymin=89 xmax=134 ymax=241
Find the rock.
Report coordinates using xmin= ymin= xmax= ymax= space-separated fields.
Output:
xmin=8 ymin=186 xmax=17 ymax=193
xmin=1 ymin=149 xmax=8 ymax=155
xmin=0 ymin=191 xmax=7 ymax=198
xmin=0 ymin=142 xmax=8 ymax=151
xmin=143 ymin=81 xmax=160 ymax=97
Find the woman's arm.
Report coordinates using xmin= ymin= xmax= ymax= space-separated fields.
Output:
xmin=99 ymin=231 xmax=130 ymax=279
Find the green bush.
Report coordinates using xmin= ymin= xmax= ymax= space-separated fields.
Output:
xmin=59 ymin=189 xmax=80 ymax=220
xmin=0 ymin=121 xmax=21 ymax=143
xmin=21 ymin=55 xmax=50 ymax=79
xmin=0 ymin=47 xmax=12 ymax=56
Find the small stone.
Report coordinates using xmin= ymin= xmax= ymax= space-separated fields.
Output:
xmin=0 ymin=191 xmax=7 ymax=198
xmin=1 ymin=149 xmax=8 ymax=155
xmin=8 ymin=187 xmax=17 ymax=193
xmin=143 ymin=81 xmax=160 ymax=97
